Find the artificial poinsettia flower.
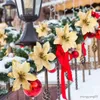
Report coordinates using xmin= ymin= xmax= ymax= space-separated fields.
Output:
xmin=54 ymin=24 xmax=78 ymax=52
xmin=0 ymin=30 xmax=7 ymax=45
xmin=75 ymin=10 xmax=98 ymax=35
xmin=36 ymin=22 xmax=51 ymax=37
xmin=29 ymin=42 xmax=56 ymax=71
xmin=8 ymin=60 xmax=37 ymax=91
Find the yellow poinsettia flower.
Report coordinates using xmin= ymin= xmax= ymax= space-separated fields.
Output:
xmin=8 ymin=60 xmax=37 ymax=91
xmin=75 ymin=10 xmax=98 ymax=35
xmin=36 ymin=22 xmax=51 ymax=37
xmin=54 ymin=24 xmax=78 ymax=52
xmin=29 ymin=42 xmax=56 ymax=71
xmin=0 ymin=30 xmax=7 ymax=46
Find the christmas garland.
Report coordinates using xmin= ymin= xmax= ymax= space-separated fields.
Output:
xmin=0 ymin=8 xmax=100 ymax=99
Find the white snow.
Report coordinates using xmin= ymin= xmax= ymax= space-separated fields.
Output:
xmin=60 ymin=69 xmax=100 ymax=100
xmin=0 ymin=56 xmax=26 ymax=73
xmin=37 ymin=69 xmax=100 ymax=100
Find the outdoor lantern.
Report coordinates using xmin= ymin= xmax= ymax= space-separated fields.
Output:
xmin=3 ymin=0 xmax=16 ymax=26
xmin=15 ymin=0 xmax=42 ymax=46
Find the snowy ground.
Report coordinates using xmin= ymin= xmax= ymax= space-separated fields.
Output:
xmin=63 ymin=69 xmax=100 ymax=100
xmin=38 ymin=69 xmax=100 ymax=100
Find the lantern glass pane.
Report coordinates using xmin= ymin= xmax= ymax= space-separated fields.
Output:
xmin=6 ymin=7 xmax=11 ymax=18
xmin=35 ymin=0 xmax=41 ymax=16
xmin=16 ymin=0 xmax=23 ymax=16
xmin=5 ymin=6 xmax=15 ymax=20
xmin=24 ymin=0 xmax=33 ymax=15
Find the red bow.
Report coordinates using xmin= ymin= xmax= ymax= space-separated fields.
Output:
xmin=84 ymin=32 xmax=95 ymax=40
xmin=56 ymin=45 xmax=73 ymax=100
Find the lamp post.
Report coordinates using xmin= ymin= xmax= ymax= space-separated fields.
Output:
xmin=0 ymin=8 xmax=3 ymax=23
xmin=3 ymin=0 xmax=16 ymax=26
xmin=15 ymin=0 xmax=42 ymax=46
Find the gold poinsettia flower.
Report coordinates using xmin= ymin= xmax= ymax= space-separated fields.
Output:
xmin=8 ymin=60 xmax=37 ymax=91
xmin=75 ymin=10 xmax=98 ymax=35
xmin=54 ymin=24 xmax=78 ymax=52
xmin=29 ymin=42 xmax=56 ymax=71
xmin=0 ymin=30 xmax=7 ymax=46
xmin=36 ymin=22 xmax=51 ymax=37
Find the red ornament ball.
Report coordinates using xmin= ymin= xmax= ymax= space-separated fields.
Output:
xmin=48 ymin=63 xmax=57 ymax=73
xmin=91 ymin=11 xmax=96 ymax=17
xmin=72 ymin=51 xmax=79 ymax=58
xmin=91 ymin=11 xmax=100 ymax=19
xmin=48 ymin=67 xmax=57 ymax=73
xmin=24 ymin=79 xmax=42 ymax=97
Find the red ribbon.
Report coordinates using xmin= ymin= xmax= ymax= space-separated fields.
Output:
xmin=84 ymin=32 xmax=96 ymax=40
xmin=82 ymin=43 xmax=86 ymax=56
xmin=56 ymin=45 xmax=73 ymax=100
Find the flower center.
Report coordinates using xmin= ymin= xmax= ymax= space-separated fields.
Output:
xmin=83 ymin=19 xmax=90 ymax=26
xmin=41 ymin=27 xmax=46 ymax=32
xmin=0 ymin=34 xmax=3 ymax=38
xmin=39 ymin=52 xmax=47 ymax=61
xmin=62 ymin=35 xmax=69 ymax=42
xmin=18 ymin=71 xmax=26 ymax=81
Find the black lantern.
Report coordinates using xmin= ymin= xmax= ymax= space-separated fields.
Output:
xmin=15 ymin=0 xmax=42 ymax=46
xmin=3 ymin=0 xmax=16 ymax=26
xmin=0 ymin=8 xmax=3 ymax=23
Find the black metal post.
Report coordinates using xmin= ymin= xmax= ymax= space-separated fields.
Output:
xmin=43 ymin=69 xmax=51 ymax=100
xmin=92 ymin=38 xmax=97 ymax=69
xmin=68 ymin=80 xmax=71 ymax=100
xmin=80 ymin=55 xmax=86 ymax=82
xmin=57 ymin=62 xmax=61 ymax=100
xmin=65 ymin=73 xmax=71 ymax=100
xmin=75 ymin=58 xmax=78 ymax=90
xmin=88 ymin=46 xmax=91 ymax=75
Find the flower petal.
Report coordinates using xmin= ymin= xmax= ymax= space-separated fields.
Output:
xmin=47 ymin=53 xmax=56 ymax=61
xmin=8 ymin=72 xmax=14 ymax=78
xmin=34 ymin=42 xmax=42 ymax=55
xmin=35 ymin=60 xmax=43 ymax=71
xmin=25 ymin=73 xmax=37 ymax=81
xmin=54 ymin=37 xmax=62 ymax=45
xmin=12 ymin=79 xmax=21 ymax=91
xmin=43 ymin=61 xmax=51 ymax=70
xmin=43 ymin=42 xmax=50 ymax=54
xmin=29 ymin=52 xmax=35 ymax=60
xmin=56 ymin=28 xmax=64 ymax=36
xmin=62 ymin=42 xmax=70 ymax=52
xmin=64 ymin=24 xmax=69 ymax=34
xmin=21 ymin=62 xmax=30 ymax=73
xmin=22 ymin=80 xmax=30 ymax=90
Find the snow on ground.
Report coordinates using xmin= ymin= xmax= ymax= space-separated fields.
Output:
xmin=63 ymin=69 xmax=100 ymax=100
xmin=38 ymin=69 xmax=100 ymax=100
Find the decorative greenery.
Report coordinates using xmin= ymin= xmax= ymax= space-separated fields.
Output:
xmin=13 ymin=48 xmax=29 ymax=59
xmin=5 ymin=27 xmax=21 ymax=43
xmin=5 ymin=62 xmax=12 ymax=69
xmin=0 ymin=89 xmax=8 ymax=96
xmin=0 ymin=73 xmax=9 ymax=82
xmin=0 ymin=48 xmax=6 ymax=59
